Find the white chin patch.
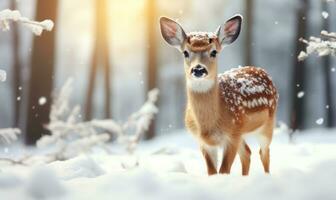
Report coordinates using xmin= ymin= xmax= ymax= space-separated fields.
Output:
xmin=187 ymin=78 xmax=215 ymax=93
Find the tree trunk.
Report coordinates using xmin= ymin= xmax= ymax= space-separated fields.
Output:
xmin=321 ymin=1 xmax=335 ymax=127
xmin=290 ymin=0 xmax=309 ymax=132
xmin=25 ymin=0 xmax=58 ymax=145
xmin=101 ymin=0 xmax=112 ymax=119
xmin=84 ymin=37 xmax=99 ymax=121
xmin=244 ymin=0 xmax=254 ymax=66
xmin=85 ymin=0 xmax=112 ymax=120
xmin=10 ymin=0 xmax=21 ymax=127
xmin=145 ymin=0 xmax=157 ymax=140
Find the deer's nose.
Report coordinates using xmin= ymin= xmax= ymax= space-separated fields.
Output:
xmin=191 ymin=65 xmax=208 ymax=78
xmin=195 ymin=65 xmax=203 ymax=69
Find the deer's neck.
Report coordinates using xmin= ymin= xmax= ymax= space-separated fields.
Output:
xmin=187 ymin=78 xmax=220 ymax=129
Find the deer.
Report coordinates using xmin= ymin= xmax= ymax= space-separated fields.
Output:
xmin=159 ymin=15 xmax=278 ymax=176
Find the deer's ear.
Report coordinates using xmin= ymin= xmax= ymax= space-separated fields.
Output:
xmin=160 ymin=17 xmax=186 ymax=49
xmin=216 ymin=14 xmax=242 ymax=48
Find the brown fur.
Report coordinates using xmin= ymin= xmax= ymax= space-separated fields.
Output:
xmin=159 ymin=17 xmax=278 ymax=176
xmin=183 ymin=34 xmax=278 ymax=176
xmin=187 ymin=33 xmax=220 ymax=52
xmin=201 ymin=148 xmax=217 ymax=175
xmin=186 ymin=80 xmax=277 ymax=175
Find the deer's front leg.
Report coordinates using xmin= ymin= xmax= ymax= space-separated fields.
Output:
xmin=200 ymin=145 xmax=218 ymax=175
xmin=219 ymin=137 xmax=240 ymax=174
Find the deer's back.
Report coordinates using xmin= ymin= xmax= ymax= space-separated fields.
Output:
xmin=218 ymin=66 xmax=278 ymax=125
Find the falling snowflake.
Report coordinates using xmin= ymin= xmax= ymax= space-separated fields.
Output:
xmin=0 ymin=69 xmax=6 ymax=82
xmin=39 ymin=97 xmax=47 ymax=105
xmin=297 ymin=91 xmax=305 ymax=98
xmin=322 ymin=11 xmax=329 ymax=19
xmin=316 ymin=118 xmax=324 ymax=125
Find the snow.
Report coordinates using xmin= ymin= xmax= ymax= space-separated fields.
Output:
xmin=297 ymin=91 xmax=305 ymax=98
xmin=0 ymin=9 xmax=54 ymax=35
xmin=218 ymin=67 xmax=278 ymax=123
xmin=220 ymin=66 xmax=275 ymax=97
xmin=1 ymin=128 xmax=336 ymax=200
xmin=297 ymin=51 xmax=308 ymax=61
xmin=321 ymin=11 xmax=329 ymax=19
xmin=38 ymin=97 xmax=47 ymax=105
xmin=25 ymin=167 xmax=66 ymax=199
xmin=33 ymin=79 xmax=159 ymax=160
xmin=315 ymin=118 xmax=324 ymax=125
xmin=188 ymin=31 xmax=216 ymax=39
xmin=321 ymin=30 xmax=336 ymax=38
xmin=299 ymin=30 xmax=336 ymax=60
xmin=0 ymin=69 xmax=6 ymax=82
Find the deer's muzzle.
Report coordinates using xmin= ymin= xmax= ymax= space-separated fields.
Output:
xmin=191 ymin=65 xmax=208 ymax=78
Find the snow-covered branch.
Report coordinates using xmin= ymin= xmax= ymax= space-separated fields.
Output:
xmin=0 ymin=9 xmax=54 ymax=35
xmin=0 ymin=9 xmax=53 ymax=83
xmin=297 ymin=2 xmax=336 ymax=61
xmin=321 ymin=30 xmax=336 ymax=40
xmin=36 ymin=79 xmax=159 ymax=161
xmin=298 ymin=30 xmax=336 ymax=61
xmin=93 ymin=89 xmax=159 ymax=154
xmin=0 ymin=128 xmax=21 ymax=144
xmin=36 ymin=79 xmax=110 ymax=160
xmin=118 ymin=88 xmax=159 ymax=153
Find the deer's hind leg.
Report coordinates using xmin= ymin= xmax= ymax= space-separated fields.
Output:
xmin=257 ymin=117 xmax=275 ymax=173
xmin=238 ymin=140 xmax=251 ymax=176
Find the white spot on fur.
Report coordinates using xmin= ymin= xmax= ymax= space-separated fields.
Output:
xmin=187 ymin=78 xmax=215 ymax=93
xmin=247 ymin=101 xmax=252 ymax=108
xmin=241 ymin=97 xmax=272 ymax=109
xmin=263 ymin=97 xmax=268 ymax=104
xmin=252 ymin=99 xmax=258 ymax=107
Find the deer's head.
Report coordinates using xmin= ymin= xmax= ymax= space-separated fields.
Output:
xmin=160 ymin=15 xmax=242 ymax=93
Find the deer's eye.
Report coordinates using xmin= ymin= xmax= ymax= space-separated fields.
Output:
xmin=183 ymin=50 xmax=189 ymax=58
xmin=210 ymin=50 xmax=217 ymax=58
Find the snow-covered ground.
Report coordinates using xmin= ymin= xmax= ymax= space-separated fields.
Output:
xmin=1 ymin=128 xmax=336 ymax=200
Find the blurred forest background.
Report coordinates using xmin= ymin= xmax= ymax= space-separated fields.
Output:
xmin=0 ymin=0 xmax=335 ymax=145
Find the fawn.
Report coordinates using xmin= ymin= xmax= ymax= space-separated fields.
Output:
xmin=160 ymin=15 xmax=278 ymax=176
